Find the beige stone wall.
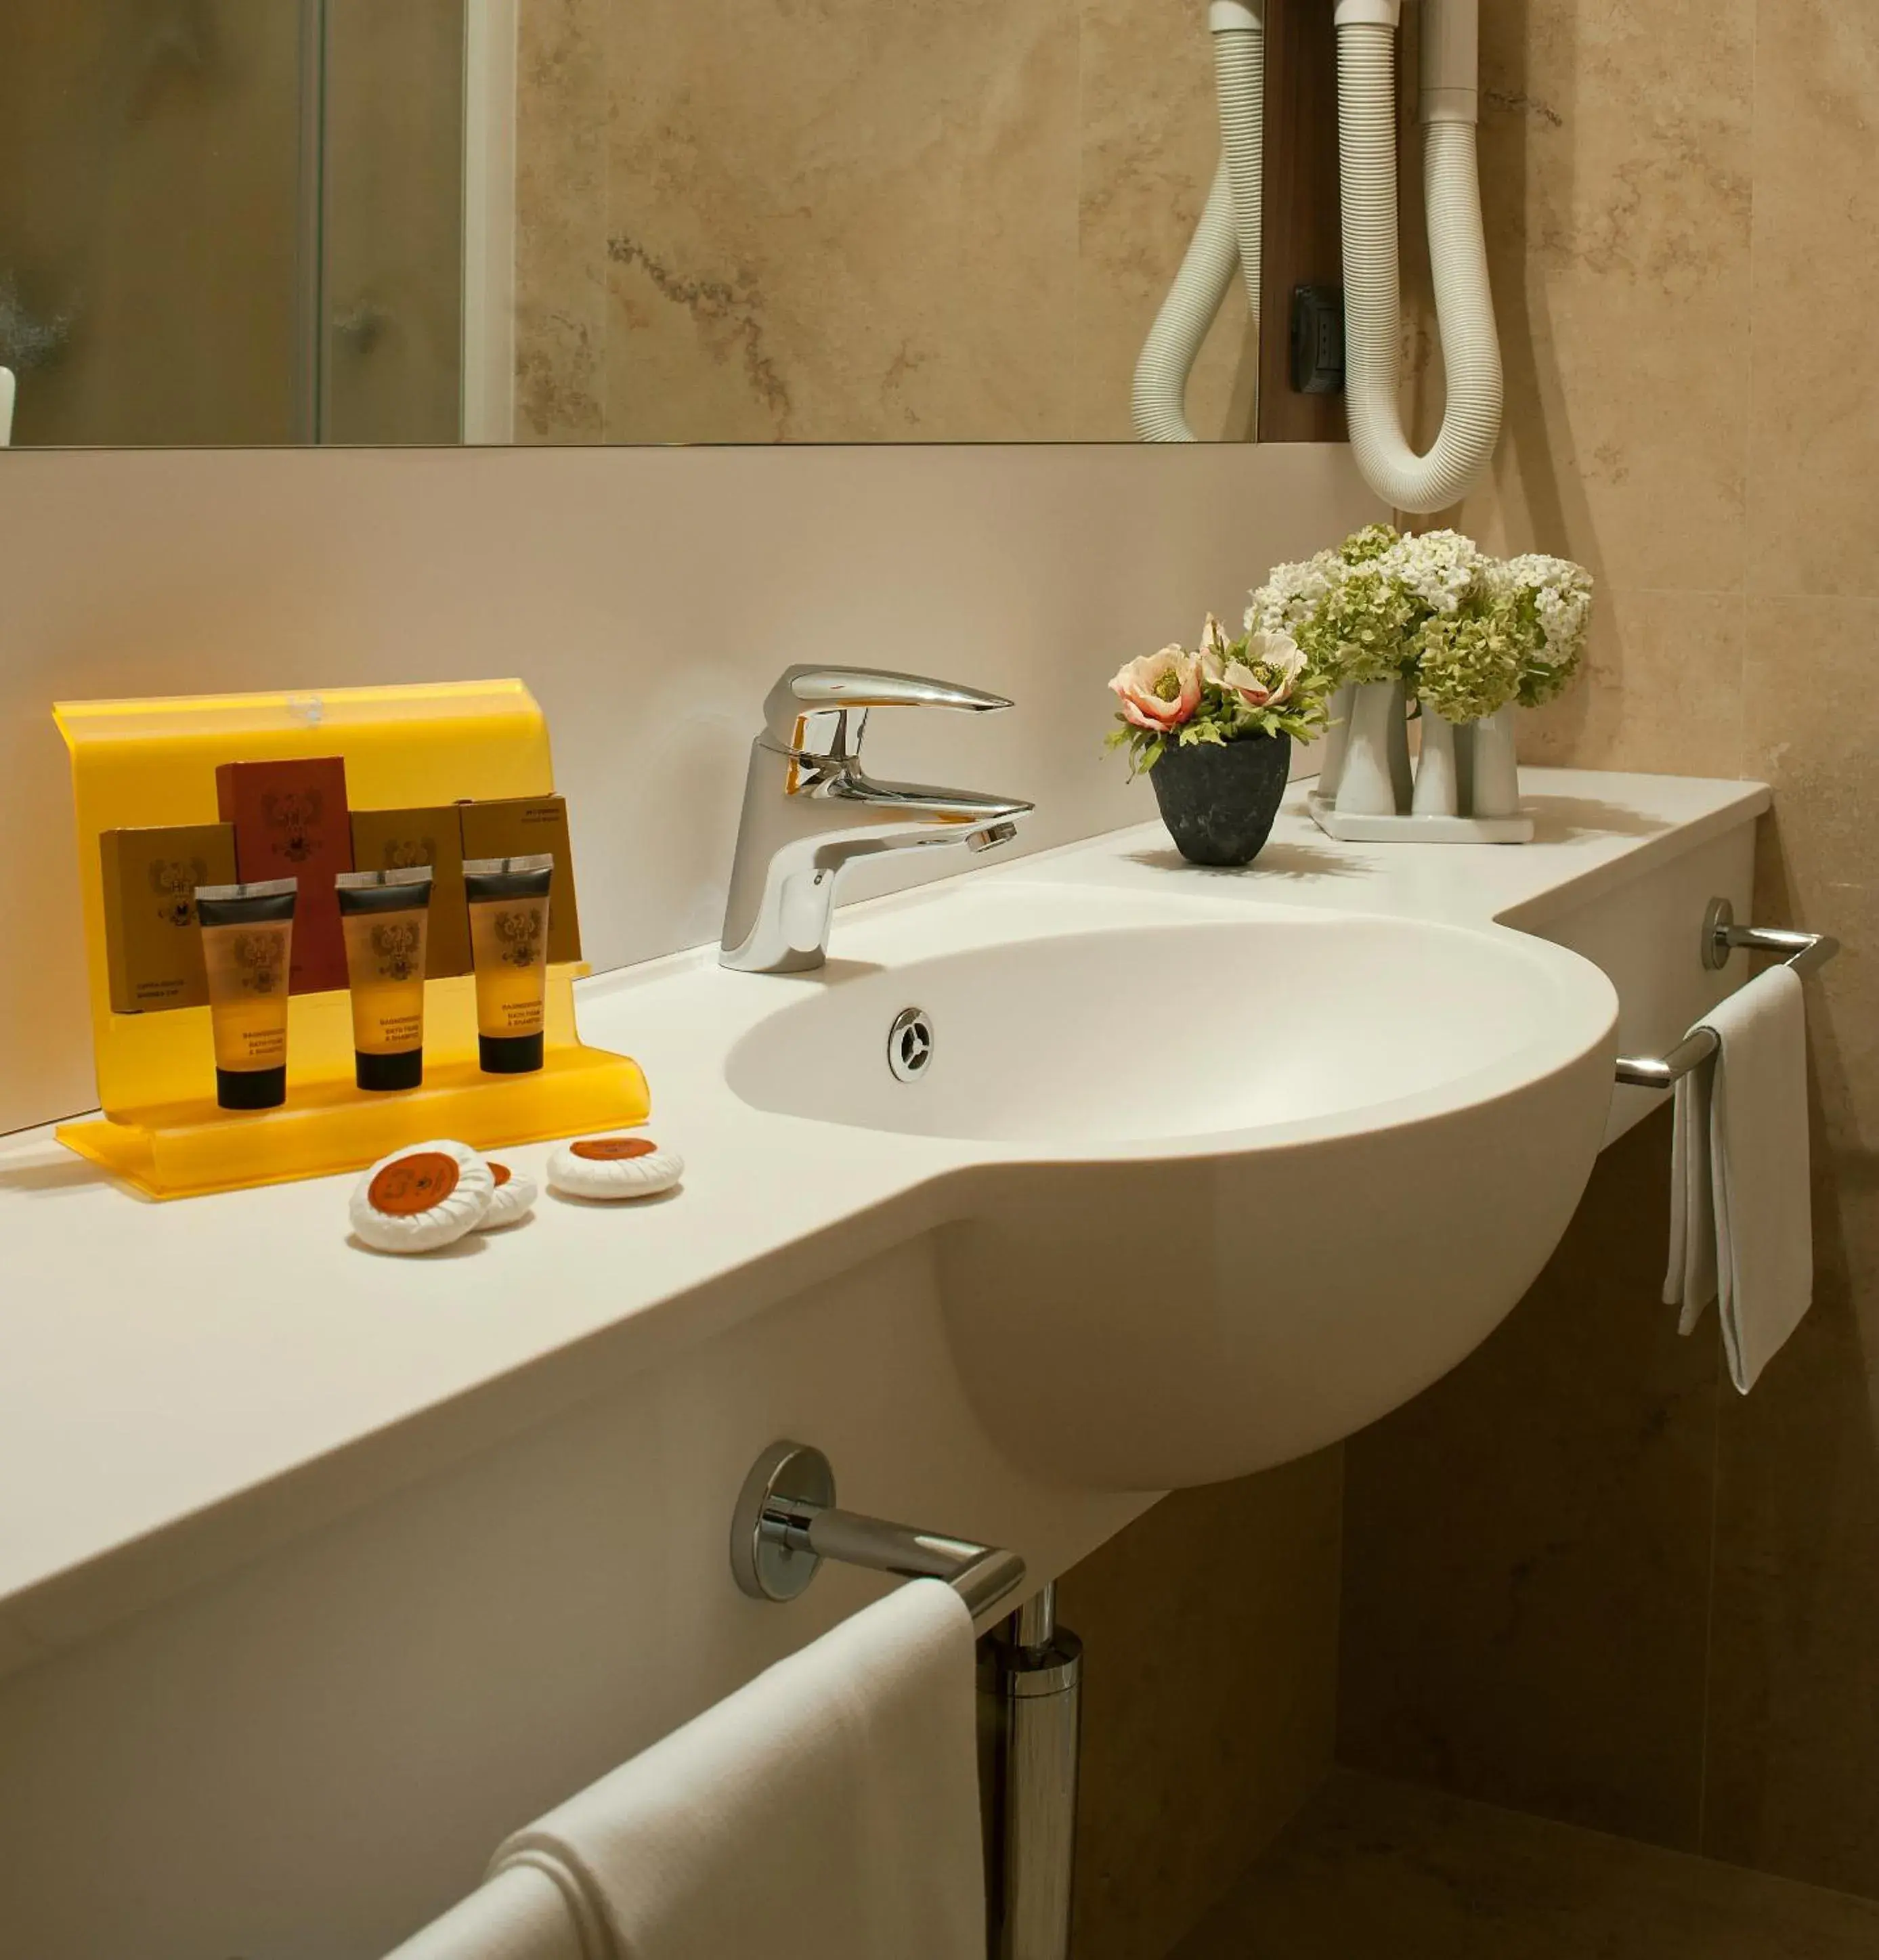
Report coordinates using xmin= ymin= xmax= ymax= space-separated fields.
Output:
xmin=511 ymin=0 xmax=1255 ymax=443
xmin=1062 ymin=1454 xmax=1343 ymax=1960
xmin=1344 ymin=0 xmax=1879 ymax=1903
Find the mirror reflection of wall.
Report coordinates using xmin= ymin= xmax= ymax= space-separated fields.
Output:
xmin=511 ymin=0 xmax=1251 ymax=444
xmin=1 ymin=2 xmax=465 ymax=448
xmin=2 ymin=4 xmax=307 ymax=446
xmin=0 ymin=0 xmax=1280 ymax=448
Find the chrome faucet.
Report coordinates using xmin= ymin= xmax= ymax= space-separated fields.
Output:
xmin=720 ymin=665 xmax=1034 ymax=973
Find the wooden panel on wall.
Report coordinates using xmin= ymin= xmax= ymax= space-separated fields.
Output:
xmin=1259 ymin=0 xmax=1345 ymax=444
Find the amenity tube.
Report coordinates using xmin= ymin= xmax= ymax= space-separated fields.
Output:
xmin=196 ymin=878 xmax=297 ymax=1111
xmin=1335 ymin=0 xmax=1503 ymax=511
xmin=464 ymin=853 xmax=553 ymax=1075
xmin=336 ymin=867 xmax=433 ymax=1093
xmin=1131 ymin=1 xmax=1265 ymax=442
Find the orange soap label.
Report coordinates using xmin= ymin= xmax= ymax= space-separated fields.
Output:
xmin=368 ymin=1151 xmax=462 ymax=1215
xmin=571 ymin=1137 xmax=658 ymax=1161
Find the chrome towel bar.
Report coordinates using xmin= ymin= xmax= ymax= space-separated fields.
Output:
xmin=1614 ymin=898 xmax=1840 ymax=1089
xmin=730 ymin=1440 xmax=1028 ymax=1619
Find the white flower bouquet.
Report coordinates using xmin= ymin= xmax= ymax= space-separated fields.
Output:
xmin=1249 ymin=524 xmax=1595 ymax=833
xmin=1249 ymin=523 xmax=1595 ymax=722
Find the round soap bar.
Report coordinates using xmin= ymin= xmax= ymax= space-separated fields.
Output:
xmin=478 ymin=1160 xmax=538 ymax=1229
xmin=349 ymin=1139 xmax=495 ymax=1254
xmin=547 ymin=1135 xmax=685 ymax=1201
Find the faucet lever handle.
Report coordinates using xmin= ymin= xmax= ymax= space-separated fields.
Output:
xmin=762 ymin=664 xmax=1014 ymax=755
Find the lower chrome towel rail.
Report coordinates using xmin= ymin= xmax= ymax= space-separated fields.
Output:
xmin=1614 ymin=898 xmax=1840 ymax=1089
xmin=729 ymin=1439 xmax=1028 ymax=1618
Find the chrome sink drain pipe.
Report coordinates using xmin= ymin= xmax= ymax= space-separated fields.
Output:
xmin=980 ymin=1582 xmax=1084 ymax=1960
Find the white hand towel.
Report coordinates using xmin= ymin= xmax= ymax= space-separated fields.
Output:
xmin=1663 ymin=964 xmax=1812 ymax=1392
xmin=485 ymin=1577 xmax=985 ymax=1960
xmin=385 ymin=1863 xmax=587 ymax=1960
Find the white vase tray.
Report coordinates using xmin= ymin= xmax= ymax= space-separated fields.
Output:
xmin=1306 ymin=790 xmax=1534 ymax=846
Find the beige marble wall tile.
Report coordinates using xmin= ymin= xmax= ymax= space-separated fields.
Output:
xmin=1739 ymin=598 xmax=1879 ymax=1152
xmin=1748 ymin=7 xmax=1879 ymax=598
xmin=1517 ymin=586 xmax=1746 ymax=779
xmin=1176 ymin=1772 xmax=1879 ymax=1960
xmin=1058 ymin=1450 xmax=1343 ymax=1960
xmin=1339 ymin=1112 xmax=1720 ymax=1852
xmin=1701 ymin=596 xmax=1879 ymax=1894
xmin=1071 ymin=0 xmax=1252 ymax=442
xmin=515 ymin=0 xmax=609 ymax=441
xmin=597 ymin=0 xmax=1081 ymax=443
xmin=1406 ymin=0 xmax=1753 ymax=595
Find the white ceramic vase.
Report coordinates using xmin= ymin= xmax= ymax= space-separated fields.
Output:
xmin=1411 ymin=707 xmax=1462 ymax=816
xmin=1335 ymin=678 xmax=1410 ymax=817
xmin=1316 ymin=683 xmax=1356 ymax=800
xmin=1471 ymin=704 xmax=1521 ymax=818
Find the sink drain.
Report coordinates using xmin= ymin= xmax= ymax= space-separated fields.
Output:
xmin=887 ymin=1007 xmax=935 ymax=1083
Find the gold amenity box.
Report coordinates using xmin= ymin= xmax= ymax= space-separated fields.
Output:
xmin=457 ymin=795 xmax=584 ymax=965
xmin=350 ymin=806 xmax=472 ymax=978
xmin=99 ymin=822 xmax=238 ymax=1014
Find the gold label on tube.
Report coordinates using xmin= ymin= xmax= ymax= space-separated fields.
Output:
xmin=468 ymin=894 xmax=548 ymax=1039
xmin=341 ymin=910 xmax=429 ymax=1058
xmin=200 ymin=922 xmax=292 ymax=1071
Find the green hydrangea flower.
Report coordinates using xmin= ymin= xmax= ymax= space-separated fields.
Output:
xmin=1296 ymin=567 xmax=1420 ymax=687
xmin=1414 ymin=599 xmax=1525 ymax=722
xmin=1339 ymin=523 xmax=1402 ymax=566
xmin=1250 ymin=525 xmax=1593 ymax=724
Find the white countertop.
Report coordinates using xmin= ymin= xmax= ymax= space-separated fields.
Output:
xmin=0 ymin=769 xmax=1769 ymax=1668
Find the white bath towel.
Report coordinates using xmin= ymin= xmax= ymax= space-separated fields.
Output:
xmin=1664 ymin=964 xmax=1813 ymax=1393
xmin=483 ymin=1577 xmax=985 ymax=1960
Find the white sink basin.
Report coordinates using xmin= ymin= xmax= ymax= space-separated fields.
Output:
xmin=728 ymin=888 xmax=1618 ymax=1489
xmin=731 ymin=911 xmax=1590 ymax=1146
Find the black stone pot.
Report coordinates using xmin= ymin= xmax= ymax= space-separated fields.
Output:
xmin=1149 ymin=731 xmax=1292 ymax=867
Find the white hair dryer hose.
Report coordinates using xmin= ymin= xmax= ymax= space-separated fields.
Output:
xmin=1335 ymin=0 xmax=1502 ymax=510
xmin=1132 ymin=1 xmax=1265 ymax=443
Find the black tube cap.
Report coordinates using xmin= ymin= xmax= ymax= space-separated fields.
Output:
xmin=479 ymin=1031 xmax=544 ymax=1075
xmin=216 ymin=1065 xmax=287 ymax=1111
xmin=355 ymin=1048 xmax=424 ymax=1093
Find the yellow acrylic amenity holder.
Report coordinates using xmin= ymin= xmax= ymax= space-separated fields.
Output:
xmin=53 ymin=680 xmax=650 ymax=1200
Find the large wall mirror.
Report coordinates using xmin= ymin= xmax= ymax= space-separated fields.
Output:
xmin=0 ymin=0 xmax=1341 ymax=448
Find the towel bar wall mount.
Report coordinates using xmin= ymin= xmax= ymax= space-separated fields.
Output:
xmin=729 ymin=1440 xmax=1028 ymax=1619
xmin=730 ymin=1444 xmax=1078 ymax=1960
xmin=1614 ymin=897 xmax=1840 ymax=1089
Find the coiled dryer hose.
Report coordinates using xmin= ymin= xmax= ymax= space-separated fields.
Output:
xmin=1131 ymin=1 xmax=1265 ymax=443
xmin=1335 ymin=0 xmax=1501 ymax=510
